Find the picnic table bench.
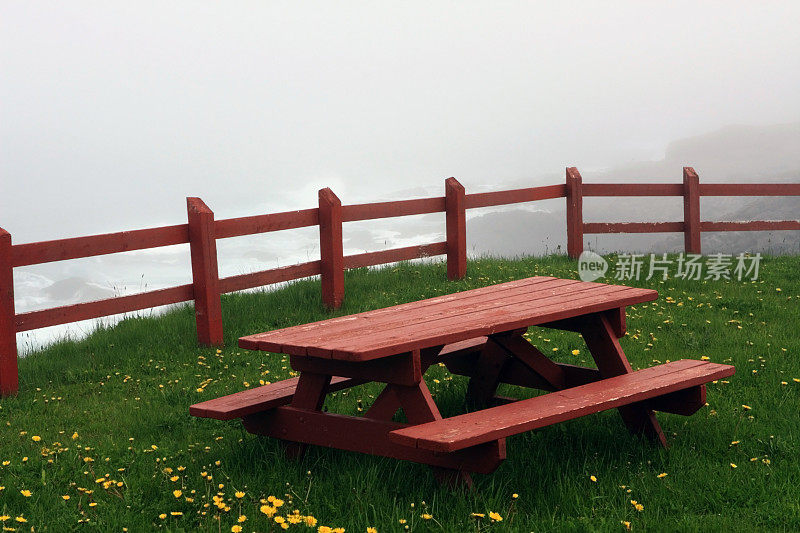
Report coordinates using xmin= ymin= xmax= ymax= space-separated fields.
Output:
xmin=191 ymin=276 xmax=735 ymax=486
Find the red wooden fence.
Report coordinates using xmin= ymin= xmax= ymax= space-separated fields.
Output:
xmin=573 ymin=166 xmax=800 ymax=258
xmin=0 ymin=169 xmax=798 ymax=395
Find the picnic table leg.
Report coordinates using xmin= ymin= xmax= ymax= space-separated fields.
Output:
xmin=365 ymin=346 xmax=442 ymax=422
xmin=393 ymin=380 xmax=475 ymax=489
xmin=364 ymin=386 xmax=401 ymax=420
xmin=283 ymin=372 xmax=332 ymax=460
xmin=490 ymin=333 xmax=568 ymax=391
xmin=464 ymin=338 xmax=509 ymax=410
xmin=580 ymin=313 xmax=668 ymax=448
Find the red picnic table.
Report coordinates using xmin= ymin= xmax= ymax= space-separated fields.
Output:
xmin=190 ymin=276 xmax=735 ymax=486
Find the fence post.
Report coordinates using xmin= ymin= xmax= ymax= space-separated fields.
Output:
xmin=683 ymin=167 xmax=701 ymax=254
xmin=445 ymin=177 xmax=467 ymax=280
xmin=0 ymin=228 xmax=18 ymax=396
xmin=319 ymin=188 xmax=344 ymax=309
xmin=566 ymin=167 xmax=584 ymax=259
xmin=187 ymin=197 xmax=224 ymax=346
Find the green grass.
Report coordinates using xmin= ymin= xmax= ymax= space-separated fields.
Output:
xmin=2 ymin=255 xmax=799 ymax=532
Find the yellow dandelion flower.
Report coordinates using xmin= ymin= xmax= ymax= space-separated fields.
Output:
xmin=657 ymin=473 xmax=668 ymax=478
xmin=741 ymin=405 xmax=751 ymax=410
xmin=318 ymin=526 xmax=333 ymax=533
xmin=159 ymin=514 xmax=167 ymax=520
xmin=590 ymin=475 xmax=597 ymax=482
xmin=260 ymin=505 xmax=276 ymax=517
xmin=237 ymin=515 xmax=246 ymax=523
xmin=471 ymin=513 xmax=485 ymax=518
xmin=235 ymin=491 xmax=245 ymax=499
xmin=173 ymin=490 xmax=183 ymax=498
xmin=731 ymin=463 xmax=738 ymax=468
xmin=304 ymin=516 xmax=317 ymax=526
xmin=15 ymin=516 xmax=27 ymax=523
xmin=20 ymin=489 xmax=32 ymax=497
xmin=367 ymin=528 xmax=378 ymax=533
xmin=31 ymin=436 xmax=41 ymax=442
xmin=274 ymin=516 xmax=285 ymax=524
xmin=71 ymin=432 xmax=79 ymax=440
xmin=622 ymin=520 xmax=632 ymax=530
xmin=421 ymin=513 xmax=433 ymax=520
xmin=273 ymin=498 xmax=284 ymax=507
xmin=571 ymin=349 xmax=580 ymax=355
xmin=0 ymin=516 xmax=8 ymax=522
xmin=62 ymin=495 xmax=70 ymax=500
xmin=512 ymin=493 xmax=519 ymax=499
xmin=489 ymin=511 xmax=503 ymax=522
xmin=231 ymin=526 xmax=242 ymax=533
xmin=89 ymin=502 xmax=97 ymax=507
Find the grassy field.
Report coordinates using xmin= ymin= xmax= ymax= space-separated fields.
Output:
xmin=1 ymin=254 xmax=799 ymax=532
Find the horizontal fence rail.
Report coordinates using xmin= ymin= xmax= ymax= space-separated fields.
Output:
xmin=582 ymin=222 xmax=685 ymax=234
xmin=215 ymin=209 xmax=319 ymax=239
xmin=0 ymin=169 xmax=798 ymax=395
xmin=218 ymin=261 xmax=323 ymax=294
xmin=342 ymin=197 xmax=446 ymax=222
xmin=573 ymin=167 xmax=800 ymax=257
xmin=12 ymin=225 xmax=190 ymax=267
xmin=464 ymin=184 xmax=567 ymax=209
xmin=699 ymin=183 xmax=800 ymax=196
xmin=16 ymin=284 xmax=195 ymax=332
xmin=699 ymin=220 xmax=800 ymax=232
xmin=343 ymin=242 xmax=448 ymax=270
xmin=582 ymin=183 xmax=684 ymax=197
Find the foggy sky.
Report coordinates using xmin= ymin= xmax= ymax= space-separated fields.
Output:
xmin=3 ymin=1 xmax=800 ymax=243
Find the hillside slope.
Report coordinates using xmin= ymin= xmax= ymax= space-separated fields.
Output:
xmin=2 ymin=255 xmax=799 ymax=531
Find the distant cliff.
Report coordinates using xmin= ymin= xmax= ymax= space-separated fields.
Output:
xmin=468 ymin=122 xmax=800 ymax=256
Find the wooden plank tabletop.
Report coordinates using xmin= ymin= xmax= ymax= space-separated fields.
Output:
xmin=239 ymin=276 xmax=658 ymax=361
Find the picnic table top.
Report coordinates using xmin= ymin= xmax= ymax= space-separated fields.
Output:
xmin=239 ymin=276 xmax=658 ymax=361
